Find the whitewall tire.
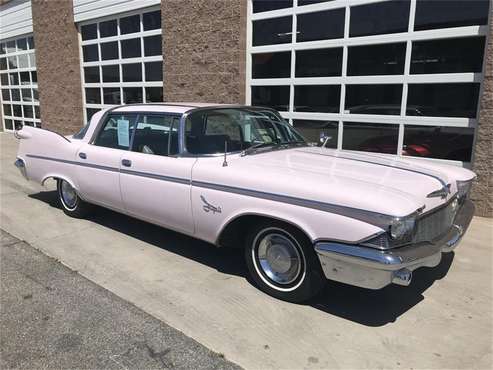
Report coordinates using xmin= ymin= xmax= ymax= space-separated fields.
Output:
xmin=57 ymin=179 xmax=91 ymax=218
xmin=245 ymin=221 xmax=325 ymax=303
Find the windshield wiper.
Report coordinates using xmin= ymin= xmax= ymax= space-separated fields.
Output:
xmin=241 ymin=140 xmax=307 ymax=156
xmin=241 ymin=142 xmax=277 ymax=156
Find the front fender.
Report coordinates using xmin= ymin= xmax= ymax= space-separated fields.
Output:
xmin=192 ymin=186 xmax=383 ymax=246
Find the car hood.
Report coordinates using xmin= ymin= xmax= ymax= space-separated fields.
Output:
xmin=193 ymin=147 xmax=475 ymax=218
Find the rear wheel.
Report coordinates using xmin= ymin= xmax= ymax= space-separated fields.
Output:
xmin=57 ymin=179 xmax=91 ymax=218
xmin=244 ymin=221 xmax=325 ymax=303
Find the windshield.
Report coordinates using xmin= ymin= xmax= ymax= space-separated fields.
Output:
xmin=185 ymin=107 xmax=306 ymax=155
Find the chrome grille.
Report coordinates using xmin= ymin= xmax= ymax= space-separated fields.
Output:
xmin=414 ymin=200 xmax=458 ymax=243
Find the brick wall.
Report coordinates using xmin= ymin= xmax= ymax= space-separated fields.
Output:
xmin=161 ymin=0 xmax=247 ymax=104
xmin=31 ymin=0 xmax=84 ymax=135
xmin=471 ymin=18 xmax=493 ymax=217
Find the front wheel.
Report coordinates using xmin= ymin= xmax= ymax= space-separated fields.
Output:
xmin=244 ymin=221 xmax=325 ymax=303
xmin=57 ymin=179 xmax=91 ymax=218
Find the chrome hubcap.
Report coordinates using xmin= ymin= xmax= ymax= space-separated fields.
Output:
xmin=61 ymin=181 xmax=77 ymax=209
xmin=257 ymin=233 xmax=302 ymax=285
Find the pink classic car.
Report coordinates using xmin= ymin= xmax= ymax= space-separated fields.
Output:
xmin=14 ymin=103 xmax=475 ymax=302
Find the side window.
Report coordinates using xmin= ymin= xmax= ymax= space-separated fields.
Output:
xmin=93 ymin=114 xmax=137 ymax=150
xmin=185 ymin=111 xmax=244 ymax=154
xmin=131 ymin=114 xmax=180 ymax=156
xmin=205 ymin=113 xmax=242 ymax=141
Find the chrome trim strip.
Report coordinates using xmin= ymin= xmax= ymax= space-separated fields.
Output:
xmin=120 ymin=168 xmax=190 ymax=185
xmin=26 ymin=154 xmax=120 ymax=173
xmin=302 ymin=150 xmax=447 ymax=187
xmin=26 ymin=153 xmax=399 ymax=228
xmin=191 ymin=180 xmax=393 ymax=227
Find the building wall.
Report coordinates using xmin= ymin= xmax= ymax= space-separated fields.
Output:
xmin=471 ymin=18 xmax=493 ymax=217
xmin=161 ymin=0 xmax=247 ymax=104
xmin=73 ymin=0 xmax=160 ymax=22
xmin=0 ymin=0 xmax=33 ymax=40
xmin=31 ymin=0 xmax=83 ymax=135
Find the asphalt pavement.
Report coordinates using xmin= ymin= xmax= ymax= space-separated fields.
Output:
xmin=0 ymin=229 xmax=241 ymax=370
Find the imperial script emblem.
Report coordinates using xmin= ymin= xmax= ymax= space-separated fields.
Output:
xmin=200 ymin=195 xmax=222 ymax=214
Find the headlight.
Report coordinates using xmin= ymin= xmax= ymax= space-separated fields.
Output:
xmin=456 ymin=180 xmax=472 ymax=201
xmin=389 ymin=216 xmax=416 ymax=241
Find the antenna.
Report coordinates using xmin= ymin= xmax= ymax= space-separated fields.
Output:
xmin=222 ymin=140 xmax=228 ymax=167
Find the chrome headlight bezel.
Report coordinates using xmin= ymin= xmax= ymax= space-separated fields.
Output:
xmin=361 ymin=213 xmax=417 ymax=250
xmin=389 ymin=215 xmax=416 ymax=242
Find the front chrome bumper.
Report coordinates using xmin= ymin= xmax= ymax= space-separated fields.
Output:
xmin=314 ymin=200 xmax=475 ymax=289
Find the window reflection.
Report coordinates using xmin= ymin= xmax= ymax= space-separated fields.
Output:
xmin=345 ymin=85 xmax=402 ymax=115
xmin=83 ymin=45 xmax=98 ymax=62
xmin=298 ymin=0 xmax=333 ymax=5
xmin=103 ymin=88 xmax=120 ymax=105
xmin=347 ymin=43 xmax=406 ymax=76
xmin=252 ymin=52 xmax=291 ymax=79
xmin=293 ymin=119 xmax=338 ymax=148
xmin=297 ymin=8 xmax=345 ymax=42
xmin=343 ymin=122 xmax=399 ymax=154
xmin=252 ymin=0 xmax=293 ymax=13
xmin=414 ymin=0 xmax=489 ymax=31
xmin=84 ymin=67 xmax=100 ymax=83
xmin=253 ymin=16 xmax=292 ymax=46
xmin=146 ymin=87 xmax=163 ymax=102
xmin=350 ymin=0 xmax=410 ymax=37
xmin=85 ymin=88 xmax=101 ymax=104
xmin=411 ymin=37 xmax=485 ymax=74
xmin=122 ymin=63 xmax=142 ymax=82
xmin=403 ymin=126 xmax=474 ymax=162
xmin=99 ymin=20 xmax=117 ymax=38
xmin=296 ymin=48 xmax=342 ymax=77
xmin=143 ymin=10 xmax=161 ymax=31
xmin=407 ymin=83 xmax=480 ymax=118
xmin=123 ymin=87 xmax=143 ymax=104
xmin=102 ymin=65 xmax=120 ymax=82
xmin=294 ymin=85 xmax=340 ymax=113
xmin=251 ymin=86 xmax=290 ymax=111
xmin=101 ymin=41 xmax=118 ymax=60
xmin=81 ymin=24 xmax=97 ymax=41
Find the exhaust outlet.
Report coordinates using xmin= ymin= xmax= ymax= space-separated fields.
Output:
xmin=392 ymin=268 xmax=412 ymax=286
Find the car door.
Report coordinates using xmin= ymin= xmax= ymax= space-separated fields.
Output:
xmin=119 ymin=113 xmax=196 ymax=234
xmin=76 ymin=113 xmax=137 ymax=211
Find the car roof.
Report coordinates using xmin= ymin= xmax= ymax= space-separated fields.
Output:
xmin=111 ymin=102 xmax=237 ymax=114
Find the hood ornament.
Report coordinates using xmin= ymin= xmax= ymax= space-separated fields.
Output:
xmin=200 ymin=195 xmax=222 ymax=214
xmin=427 ymin=184 xmax=451 ymax=199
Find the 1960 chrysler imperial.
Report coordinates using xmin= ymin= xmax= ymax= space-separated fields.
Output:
xmin=14 ymin=103 xmax=475 ymax=302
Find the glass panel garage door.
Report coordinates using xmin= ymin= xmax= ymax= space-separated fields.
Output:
xmin=79 ymin=7 xmax=163 ymax=123
xmin=0 ymin=35 xmax=40 ymax=131
xmin=247 ymin=0 xmax=490 ymax=164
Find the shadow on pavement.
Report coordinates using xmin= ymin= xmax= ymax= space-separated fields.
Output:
xmin=308 ymin=252 xmax=453 ymax=326
xmin=29 ymin=189 xmax=454 ymax=327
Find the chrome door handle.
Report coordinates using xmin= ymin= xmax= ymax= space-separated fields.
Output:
xmin=79 ymin=152 xmax=87 ymax=159
xmin=121 ymin=159 xmax=132 ymax=167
